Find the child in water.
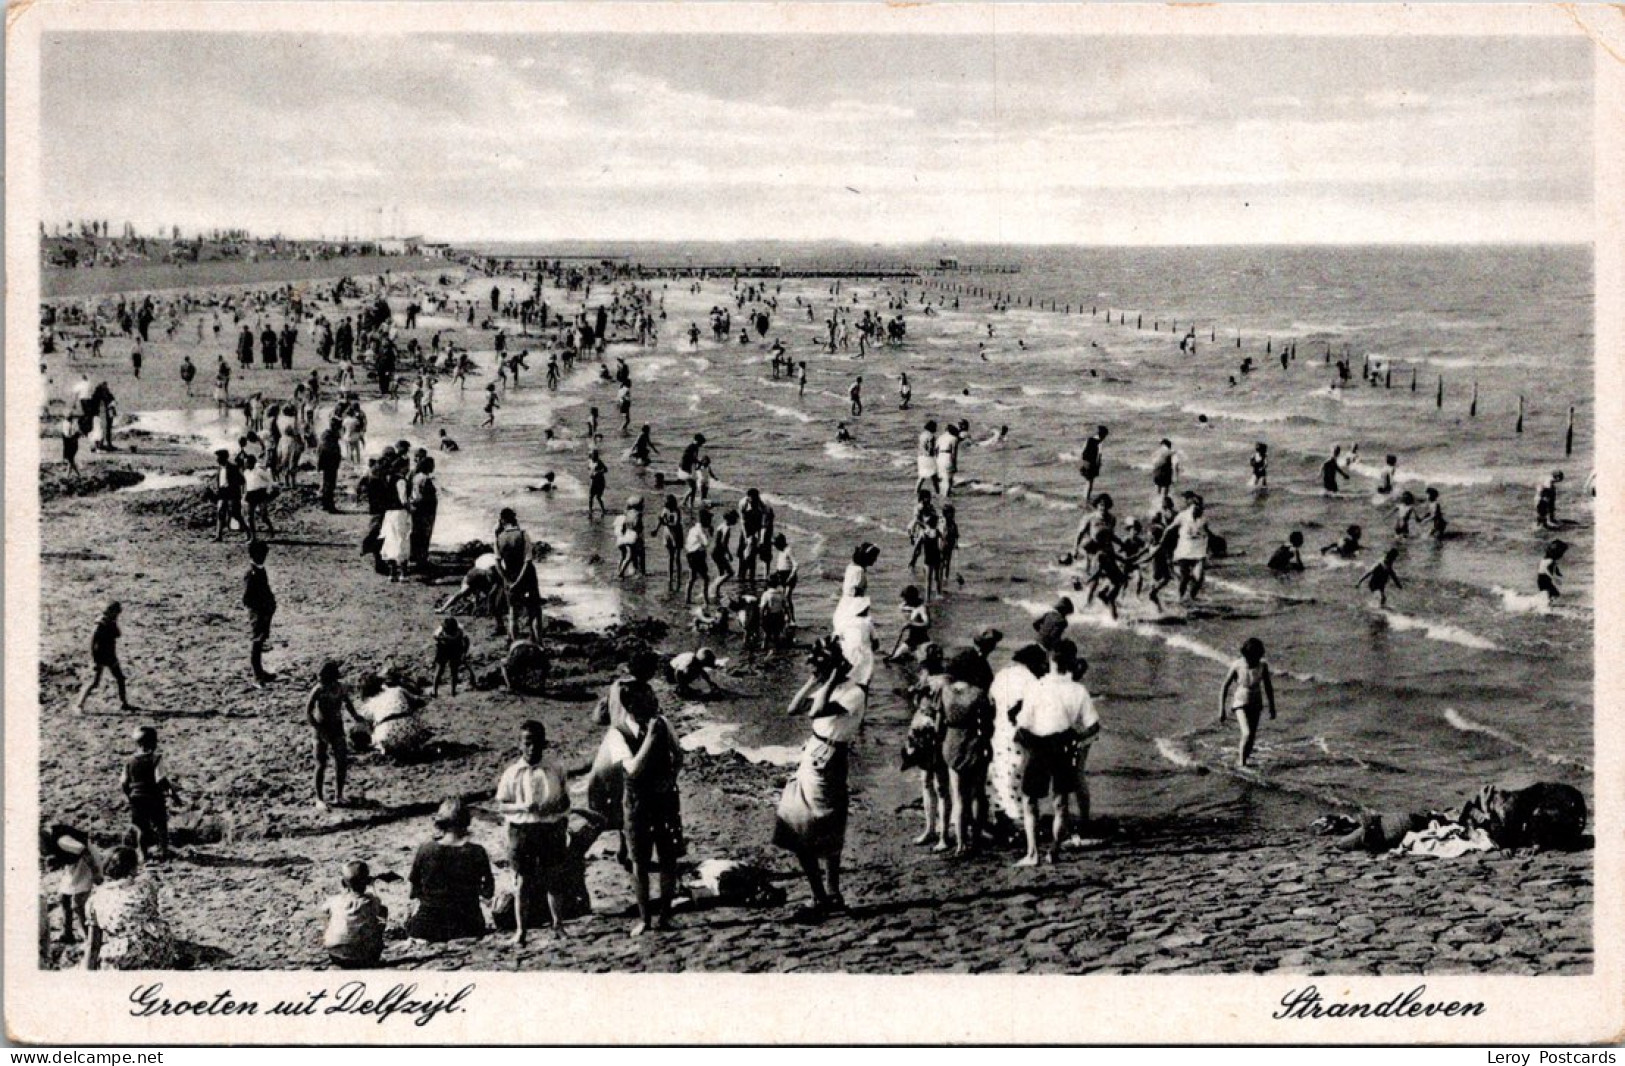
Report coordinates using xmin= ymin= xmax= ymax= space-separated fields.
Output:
xmin=1376 ymin=454 xmax=1398 ymax=495
xmin=1322 ymin=524 xmax=1363 ymax=558
xmin=886 ymin=585 xmax=932 ymax=664
xmin=1393 ymin=491 xmax=1418 ymax=537
xmin=1356 ymin=547 xmax=1404 ymax=608
xmin=1219 ymin=637 xmax=1276 ymax=769
xmin=1249 ymin=443 xmax=1268 ymax=489
xmin=1538 ymin=540 xmax=1568 ymax=604
xmin=1267 ymin=531 xmax=1305 ymax=573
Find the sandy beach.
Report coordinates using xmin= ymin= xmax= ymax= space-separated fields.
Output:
xmin=30 ymin=254 xmax=1593 ymax=977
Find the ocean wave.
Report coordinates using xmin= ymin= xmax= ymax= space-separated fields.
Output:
xmin=748 ymin=399 xmax=816 ymax=424
xmin=1381 ymin=611 xmax=1500 ymax=651
xmin=1442 ymin=708 xmax=1591 ymax=771
xmin=823 ymin=441 xmax=865 ymax=462
xmin=1153 ymin=735 xmax=1201 ymax=770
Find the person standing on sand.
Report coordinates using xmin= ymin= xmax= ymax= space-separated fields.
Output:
xmin=213 ymin=449 xmax=245 ymax=541
xmin=408 ymin=456 xmax=439 ymax=568
xmin=74 ymin=602 xmax=131 ymax=713
xmin=615 ymin=651 xmax=685 ymax=937
xmin=306 ymin=661 xmax=363 ymax=809
xmin=849 ymin=376 xmax=863 ymax=417
xmin=1219 ymin=637 xmax=1276 ymax=769
xmin=683 ymin=508 xmax=713 ymax=606
xmin=493 ymin=508 xmax=542 ymax=643
xmin=244 ymin=539 xmax=278 ymax=686
xmin=775 ymin=637 xmax=865 ymax=920
xmin=60 ymin=411 xmax=82 ymax=477
xmin=989 ymin=643 xmax=1048 ymax=830
xmin=1012 ymin=639 xmax=1096 ymax=866
xmin=493 ymin=721 xmax=571 ymax=947
xmin=317 ymin=424 xmax=342 ymax=513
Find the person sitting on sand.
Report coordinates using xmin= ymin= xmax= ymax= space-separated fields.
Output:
xmin=323 ymin=860 xmax=388 ymax=969
xmin=1219 ymin=637 xmax=1277 ymax=768
xmin=1356 ymin=547 xmax=1405 ymax=608
xmin=405 ymin=798 xmax=494 ymax=944
xmin=81 ymin=846 xmax=174 ymax=971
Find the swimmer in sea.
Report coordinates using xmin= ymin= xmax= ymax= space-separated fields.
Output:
xmin=1219 ymin=637 xmax=1277 ymax=769
xmin=836 ymin=422 xmax=853 ymax=444
xmin=1267 ymin=531 xmax=1305 ymax=573
xmin=1249 ymin=443 xmax=1268 ymax=490
xmin=1322 ymin=524 xmax=1363 ymax=558
xmin=1536 ymin=470 xmax=1564 ymax=530
xmin=527 ymin=472 xmax=557 ymax=493
xmin=1356 ymin=547 xmax=1403 ymax=608
xmin=1320 ymin=444 xmax=1356 ymax=493
xmin=1078 ymin=425 xmax=1108 ymax=502
xmin=899 ymin=373 xmax=912 ymax=411
xmin=1420 ymin=487 xmax=1448 ymax=540
xmin=1376 ymin=454 xmax=1398 ymax=496
xmin=981 ymin=425 xmax=1009 ymax=447
xmin=1538 ymin=540 xmax=1568 ymax=604
xmin=1393 ymin=491 xmax=1418 ymax=537
xmin=587 ymin=453 xmax=608 ymax=518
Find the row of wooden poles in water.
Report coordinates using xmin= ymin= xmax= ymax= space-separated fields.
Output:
xmin=920 ymin=274 xmax=1579 ymax=458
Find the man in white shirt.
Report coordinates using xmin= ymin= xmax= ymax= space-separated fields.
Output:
xmin=1013 ymin=639 xmax=1098 ymax=866
xmin=492 ymin=720 xmax=570 ymax=945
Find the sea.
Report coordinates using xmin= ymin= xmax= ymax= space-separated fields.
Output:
xmin=134 ymin=243 xmax=1596 ymax=834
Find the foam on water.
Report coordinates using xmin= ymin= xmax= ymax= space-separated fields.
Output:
xmin=748 ymin=399 xmax=815 ymax=424
xmin=1381 ymin=611 xmax=1500 ymax=651
xmin=823 ymin=441 xmax=864 ymax=462
xmin=1443 ymin=708 xmax=1591 ymax=771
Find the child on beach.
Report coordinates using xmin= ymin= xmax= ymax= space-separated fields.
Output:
xmin=122 ymin=726 xmax=182 ymax=862
xmin=658 ymin=495 xmax=685 ymax=593
xmin=244 ymin=539 xmax=277 ymax=685
xmin=684 ymin=509 xmax=714 ymax=606
xmin=323 ymin=860 xmax=388 ymax=969
xmin=432 ymin=617 xmax=475 ymax=696
xmin=886 ymin=586 xmax=932 ymax=664
xmin=47 ymin=828 xmax=100 ymax=944
xmin=438 ymin=428 xmax=459 ymax=453
xmin=306 ymin=661 xmax=363 ymax=809
xmin=74 ymin=602 xmax=131 ymax=713
xmin=1538 ymin=540 xmax=1569 ymax=604
xmin=1219 ymin=637 xmax=1277 ymax=768
xmin=1082 ymin=534 xmax=1131 ymax=618
xmin=1356 ymin=547 xmax=1405 ymax=608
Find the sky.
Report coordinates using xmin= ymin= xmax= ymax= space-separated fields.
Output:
xmin=40 ymin=32 xmax=1593 ymax=245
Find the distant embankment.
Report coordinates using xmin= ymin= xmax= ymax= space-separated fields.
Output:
xmin=41 ymin=255 xmax=453 ymax=300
